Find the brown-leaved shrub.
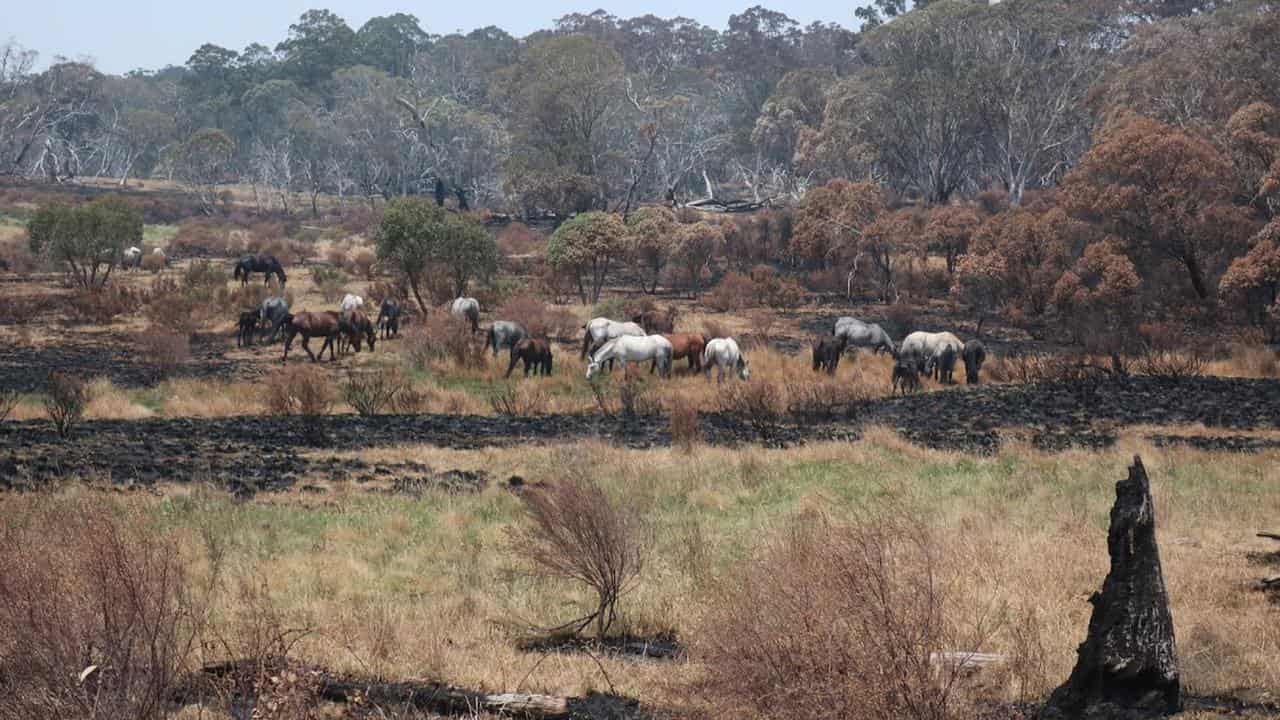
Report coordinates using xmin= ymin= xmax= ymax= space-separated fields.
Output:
xmin=43 ymin=371 xmax=92 ymax=437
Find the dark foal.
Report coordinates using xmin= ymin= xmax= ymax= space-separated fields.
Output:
xmin=236 ymin=310 xmax=259 ymax=347
xmin=506 ymin=338 xmax=553 ymax=378
xmin=812 ymin=335 xmax=846 ymax=375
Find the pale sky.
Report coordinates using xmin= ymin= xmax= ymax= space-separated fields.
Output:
xmin=9 ymin=1 xmax=865 ymax=75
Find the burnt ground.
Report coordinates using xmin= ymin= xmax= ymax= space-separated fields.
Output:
xmin=0 ymin=332 xmax=252 ymax=392
xmin=2 ymin=376 xmax=1279 ymax=494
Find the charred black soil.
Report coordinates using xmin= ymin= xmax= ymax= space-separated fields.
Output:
xmin=2 ymin=376 xmax=1277 ymax=493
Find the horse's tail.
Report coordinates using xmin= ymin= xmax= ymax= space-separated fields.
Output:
xmin=233 ymin=263 xmax=243 ymax=280
xmin=581 ymin=327 xmax=592 ymax=359
xmin=485 ymin=326 xmax=495 ymax=352
xmin=277 ymin=267 xmax=287 ymax=284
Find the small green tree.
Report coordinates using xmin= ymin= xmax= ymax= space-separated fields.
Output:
xmin=547 ymin=211 xmax=626 ymax=303
xmin=375 ymin=198 xmax=498 ymax=311
xmin=626 ymin=206 xmax=679 ymax=294
xmin=27 ymin=197 xmax=142 ymax=288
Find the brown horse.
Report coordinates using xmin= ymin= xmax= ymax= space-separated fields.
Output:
xmin=658 ymin=333 xmax=707 ymax=373
xmin=506 ymin=337 xmax=553 ymax=378
xmin=633 ymin=307 xmax=677 ymax=334
xmin=282 ymin=311 xmax=343 ymax=363
xmin=337 ymin=310 xmax=377 ymax=355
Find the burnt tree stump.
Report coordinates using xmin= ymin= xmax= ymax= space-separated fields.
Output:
xmin=1042 ymin=456 xmax=1180 ymax=719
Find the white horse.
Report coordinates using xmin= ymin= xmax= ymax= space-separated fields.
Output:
xmin=834 ymin=316 xmax=896 ymax=355
xmin=122 ymin=246 xmax=142 ymax=270
xmin=702 ymin=338 xmax=750 ymax=382
xmin=899 ymin=331 xmax=963 ymax=376
xmin=586 ymin=335 xmax=673 ymax=380
xmin=450 ymin=297 xmax=480 ymax=333
xmin=339 ymin=293 xmax=364 ymax=313
xmin=581 ymin=317 xmax=645 ymax=360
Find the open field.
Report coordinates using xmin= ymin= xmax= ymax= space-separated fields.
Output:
xmin=4 ymin=436 xmax=1279 ymax=718
xmin=4 ymin=196 xmax=1280 ymax=719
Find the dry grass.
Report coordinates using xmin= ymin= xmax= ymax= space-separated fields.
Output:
xmin=4 ymin=438 xmax=1277 ymax=718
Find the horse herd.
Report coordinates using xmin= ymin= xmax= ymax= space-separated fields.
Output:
xmin=225 ymin=256 xmax=979 ymax=393
xmin=812 ymin=317 xmax=987 ymax=395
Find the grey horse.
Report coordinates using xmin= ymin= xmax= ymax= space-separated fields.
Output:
xmin=834 ymin=317 xmax=896 ymax=355
xmin=485 ymin=320 xmax=528 ymax=358
xmin=900 ymin=331 xmax=963 ymax=376
xmin=963 ymin=340 xmax=987 ymax=385
xmin=450 ymin=297 xmax=481 ymax=333
xmin=258 ymin=296 xmax=290 ymax=343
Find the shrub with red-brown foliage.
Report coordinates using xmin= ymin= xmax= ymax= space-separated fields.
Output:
xmin=706 ymin=265 xmax=806 ymax=312
xmin=510 ymin=471 xmax=649 ymax=638
xmin=0 ymin=238 xmax=38 ymax=274
xmin=169 ymin=217 xmax=232 ymax=257
xmin=497 ymin=221 xmax=546 ymax=258
xmin=404 ymin=312 xmax=485 ymax=370
xmin=42 ymin=371 xmax=91 ymax=437
xmin=693 ymin=512 xmax=981 ymax=720
xmin=494 ymin=294 xmax=577 ymax=340
xmin=0 ymin=497 xmax=204 ymax=720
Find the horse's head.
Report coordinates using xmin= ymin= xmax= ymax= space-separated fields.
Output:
xmin=585 ymin=360 xmax=603 ymax=380
xmin=737 ymin=357 xmax=751 ymax=381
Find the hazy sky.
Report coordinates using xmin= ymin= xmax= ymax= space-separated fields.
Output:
xmin=9 ymin=1 xmax=863 ymax=75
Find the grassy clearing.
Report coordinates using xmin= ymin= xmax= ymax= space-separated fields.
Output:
xmin=8 ymin=435 xmax=1278 ymax=715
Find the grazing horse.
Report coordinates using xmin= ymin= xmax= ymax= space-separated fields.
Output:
xmin=339 ymin=293 xmax=364 ymax=313
xmin=259 ymin=297 xmax=290 ymax=343
xmin=507 ymin=338 xmax=553 ymax=378
xmin=234 ymin=255 xmax=287 ymax=286
xmin=376 ymin=299 xmax=401 ymax=339
xmin=581 ymin=318 xmax=645 ymax=363
xmin=834 ymin=317 xmax=896 ymax=355
xmin=486 ymin=320 xmax=528 ymax=358
xmin=702 ymin=338 xmax=750 ymax=383
xmin=236 ymin=310 xmax=258 ymax=347
xmin=337 ymin=309 xmax=377 ymax=355
xmin=812 ymin=335 xmax=847 ymax=375
xmin=892 ymin=357 xmax=921 ymax=395
xmin=662 ymin=333 xmax=707 ymax=373
xmin=633 ymin=307 xmax=677 ymax=334
xmin=450 ymin=297 xmax=480 ymax=333
xmin=900 ymin=331 xmax=963 ymax=376
xmin=931 ymin=344 xmax=959 ymax=384
xmin=963 ymin=340 xmax=987 ymax=385
xmin=282 ymin=311 xmax=343 ymax=363
xmin=123 ymin=246 xmax=143 ymax=270
xmin=587 ymin=335 xmax=673 ymax=380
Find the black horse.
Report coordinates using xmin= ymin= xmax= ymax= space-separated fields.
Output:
xmin=233 ymin=255 xmax=287 ymax=286
xmin=376 ymin=298 xmax=402 ymax=339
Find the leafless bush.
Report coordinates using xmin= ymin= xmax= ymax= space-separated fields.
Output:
xmin=717 ymin=379 xmax=783 ymax=439
xmin=342 ymin=367 xmax=410 ymax=416
xmin=785 ymin=379 xmax=866 ymax=419
xmin=668 ymin=396 xmax=700 ymax=452
xmin=0 ymin=498 xmax=204 ymax=720
xmin=0 ymin=389 xmax=19 ymax=422
xmin=1137 ymin=350 xmax=1206 ymax=380
xmin=264 ymin=366 xmax=334 ymax=417
xmin=510 ymin=475 xmax=649 ymax=638
xmin=618 ymin=376 xmax=661 ymax=418
xmin=349 ymin=248 xmax=377 ymax=280
xmin=43 ymin=371 xmax=92 ymax=437
xmin=487 ymin=382 xmax=549 ymax=417
xmin=694 ymin=512 xmax=982 ymax=720
xmin=137 ymin=329 xmax=192 ymax=380
xmin=702 ymin=318 xmax=729 ymax=341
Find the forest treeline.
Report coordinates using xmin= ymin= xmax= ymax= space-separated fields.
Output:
xmin=2 ymin=0 xmax=1279 ymax=341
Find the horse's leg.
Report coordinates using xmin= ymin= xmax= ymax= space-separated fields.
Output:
xmin=506 ymin=352 xmax=520 ymax=379
xmin=302 ymin=335 xmax=318 ymax=362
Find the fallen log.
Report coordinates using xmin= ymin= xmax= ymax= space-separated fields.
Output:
xmin=176 ymin=658 xmax=643 ymax=720
xmin=317 ymin=678 xmax=568 ymax=718
xmin=1256 ymin=531 xmax=1280 ymax=542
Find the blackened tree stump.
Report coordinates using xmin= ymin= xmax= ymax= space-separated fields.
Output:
xmin=1042 ymin=455 xmax=1180 ymax=719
